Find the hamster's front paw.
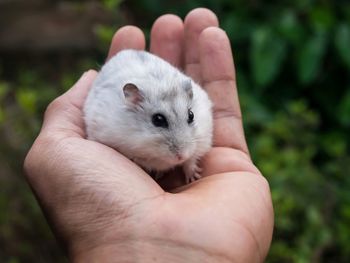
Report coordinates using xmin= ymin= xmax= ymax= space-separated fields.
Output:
xmin=183 ymin=158 xmax=202 ymax=184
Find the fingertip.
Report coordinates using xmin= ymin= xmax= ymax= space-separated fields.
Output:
xmin=65 ymin=69 xmax=98 ymax=100
xmin=82 ymin=69 xmax=98 ymax=80
xmin=150 ymin=14 xmax=184 ymax=67
xmin=151 ymin=14 xmax=184 ymax=46
xmin=199 ymin=26 xmax=230 ymax=49
xmin=151 ymin=14 xmax=183 ymax=35
xmin=184 ymin=8 xmax=219 ymax=27
xmin=107 ymin=26 xmax=145 ymax=60
xmin=75 ymin=69 xmax=98 ymax=88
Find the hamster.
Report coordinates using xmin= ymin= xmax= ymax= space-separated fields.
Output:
xmin=83 ymin=49 xmax=213 ymax=184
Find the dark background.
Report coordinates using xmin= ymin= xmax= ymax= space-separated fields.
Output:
xmin=1 ymin=0 xmax=350 ymax=262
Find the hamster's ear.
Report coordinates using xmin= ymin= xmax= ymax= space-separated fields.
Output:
xmin=183 ymin=79 xmax=193 ymax=100
xmin=123 ymin=83 xmax=144 ymax=106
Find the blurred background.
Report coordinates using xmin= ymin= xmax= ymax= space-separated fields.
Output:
xmin=0 ymin=0 xmax=349 ymax=262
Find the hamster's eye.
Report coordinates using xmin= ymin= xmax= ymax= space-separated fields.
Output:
xmin=152 ymin=113 xmax=169 ymax=128
xmin=188 ymin=109 xmax=194 ymax=124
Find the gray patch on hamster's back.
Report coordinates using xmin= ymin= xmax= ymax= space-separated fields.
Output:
xmin=160 ymin=86 xmax=179 ymax=101
xmin=135 ymin=50 xmax=147 ymax=62
xmin=150 ymin=69 xmax=165 ymax=81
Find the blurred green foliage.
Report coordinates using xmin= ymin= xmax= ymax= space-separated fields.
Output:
xmin=1 ymin=0 xmax=349 ymax=262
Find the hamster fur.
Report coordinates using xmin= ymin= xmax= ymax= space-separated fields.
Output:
xmin=84 ymin=49 xmax=213 ymax=183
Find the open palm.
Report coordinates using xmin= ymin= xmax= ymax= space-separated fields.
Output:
xmin=24 ymin=8 xmax=273 ymax=262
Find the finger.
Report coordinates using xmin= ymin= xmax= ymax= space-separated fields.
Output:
xmin=199 ymin=27 xmax=249 ymax=154
xmin=107 ymin=26 xmax=145 ymax=60
xmin=184 ymin=8 xmax=218 ymax=83
xmin=150 ymin=14 xmax=184 ymax=68
xmin=64 ymin=70 xmax=98 ymax=107
xmin=42 ymin=70 xmax=98 ymax=138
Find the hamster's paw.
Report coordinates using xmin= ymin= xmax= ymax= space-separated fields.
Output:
xmin=183 ymin=158 xmax=202 ymax=184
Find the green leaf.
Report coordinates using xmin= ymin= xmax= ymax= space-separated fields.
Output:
xmin=297 ymin=34 xmax=327 ymax=84
xmin=94 ymin=25 xmax=116 ymax=47
xmin=338 ymin=88 xmax=350 ymax=127
xmin=0 ymin=82 xmax=9 ymax=101
xmin=15 ymin=89 xmax=37 ymax=115
xmin=335 ymin=24 xmax=350 ymax=70
xmin=309 ymin=6 xmax=335 ymax=33
xmin=295 ymin=0 xmax=313 ymax=10
xmin=250 ymin=27 xmax=287 ymax=88
xmin=277 ymin=10 xmax=304 ymax=44
xmin=321 ymin=132 xmax=346 ymax=157
xmin=102 ymin=0 xmax=122 ymax=10
xmin=0 ymin=106 xmax=5 ymax=124
xmin=222 ymin=14 xmax=253 ymax=42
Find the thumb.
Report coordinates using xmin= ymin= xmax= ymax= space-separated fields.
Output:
xmin=42 ymin=70 xmax=98 ymax=138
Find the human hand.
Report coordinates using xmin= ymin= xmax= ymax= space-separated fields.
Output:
xmin=24 ymin=8 xmax=273 ymax=263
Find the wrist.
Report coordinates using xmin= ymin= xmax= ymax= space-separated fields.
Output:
xmin=71 ymin=239 xmax=233 ymax=263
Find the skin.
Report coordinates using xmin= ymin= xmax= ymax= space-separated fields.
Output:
xmin=24 ymin=8 xmax=274 ymax=263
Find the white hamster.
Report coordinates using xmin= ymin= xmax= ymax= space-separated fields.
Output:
xmin=84 ymin=49 xmax=213 ymax=183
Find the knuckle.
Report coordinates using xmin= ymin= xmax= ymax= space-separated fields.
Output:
xmin=44 ymin=96 xmax=65 ymax=118
xmin=23 ymin=146 xmax=35 ymax=176
xmin=23 ymin=139 xmax=42 ymax=181
xmin=23 ymin=134 xmax=56 ymax=181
